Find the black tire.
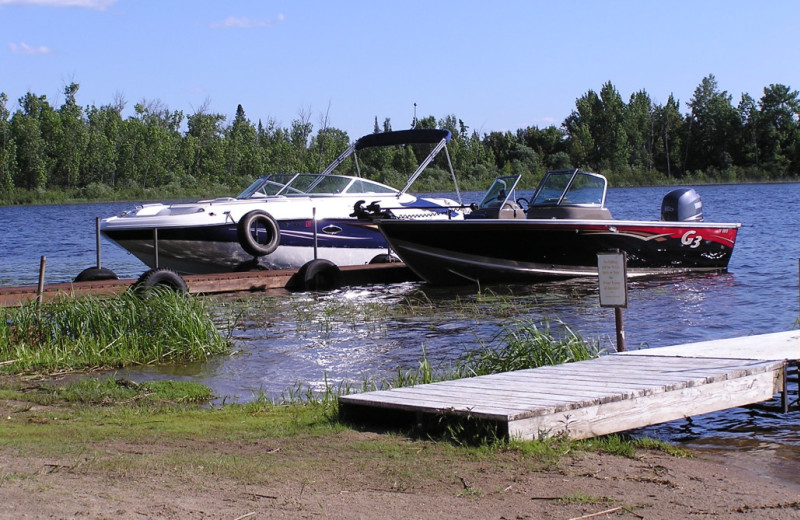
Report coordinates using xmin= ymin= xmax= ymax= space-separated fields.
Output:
xmin=291 ymin=259 xmax=341 ymax=292
xmin=132 ymin=268 xmax=188 ymax=294
xmin=74 ymin=266 xmax=118 ymax=282
xmin=237 ymin=210 xmax=280 ymax=257
xmin=368 ymin=253 xmax=400 ymax=264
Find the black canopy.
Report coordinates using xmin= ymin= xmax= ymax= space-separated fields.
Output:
xmin=354 ymin=129 xmax=451 ymax=150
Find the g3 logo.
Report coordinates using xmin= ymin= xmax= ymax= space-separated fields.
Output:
xmin=681 ymin=230 xmax=702 ymax=248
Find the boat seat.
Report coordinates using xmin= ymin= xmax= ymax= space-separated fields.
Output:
xmin=526 ymin=206 xmax=614 ymax=220
xmin=498 ymin=202 xmax=527 ymax=219
xmin=466 ymin=201 xmax=526 ymax=219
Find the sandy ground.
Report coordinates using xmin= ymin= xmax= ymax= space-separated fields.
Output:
xmin=2 ymin=426 xmax=799 ymax=520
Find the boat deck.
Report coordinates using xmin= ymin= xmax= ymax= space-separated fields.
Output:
xmin=338 ymin=331 xmax=798 ymax=440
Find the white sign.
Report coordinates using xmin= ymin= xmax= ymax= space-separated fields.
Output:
xmin=597 ymin=251 xmax=628 ymax=308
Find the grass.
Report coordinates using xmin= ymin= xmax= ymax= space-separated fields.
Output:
xmin=0 ymin=374 xmax=685 ymax=487
xmin=0 ymin=289 xmax=232 ymax=374
xmin=0 ymin=287 xmax=685 ymax=473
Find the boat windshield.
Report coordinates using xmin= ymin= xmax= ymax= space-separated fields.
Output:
xmin=236 ymin=174 xmax=398 ymax=199
xmin=476 ymin=175 xmax=521 ymax=209
xmin=237 ymin=174 xmax=304 ymax=198
xmin=530 ymin=170 xmax=606 ymax=206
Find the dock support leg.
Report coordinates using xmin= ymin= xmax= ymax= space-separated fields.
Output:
xmin=780 ymin=361 xmax=788 ymax=413
xmin=153 ymin=228 xmax=159 ymax=268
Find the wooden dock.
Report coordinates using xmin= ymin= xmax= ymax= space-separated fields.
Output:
xmin=0 ymin=263 xmax=416 ymax=307
xmin=338 ymin=330 xmax=799 ymax=440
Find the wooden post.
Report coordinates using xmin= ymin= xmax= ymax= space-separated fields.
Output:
xmin=614 ymin=307 xmax=626 ymax=352
xmin=598 ymin=250 xmax=628 ymax=352
xmin=37 ymin=256 xmax=46 ymax=305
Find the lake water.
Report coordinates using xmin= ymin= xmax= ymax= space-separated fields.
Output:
xmin=1 ymin=183 xmax=799 ymax=482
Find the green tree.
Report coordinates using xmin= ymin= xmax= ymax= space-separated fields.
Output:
xmin=184 ymin=109 xmax=226 ymax=183
xmin=596 ymin=82 xmax=631 ymax=172
xmin=84 ymin=99 xmax=123 ymax=188
xmin=737 ymin=93 xmax=760 ymax=168
xmin=309 ymin=127 xmax=350 ymax=174
xmin=684 ymin=74 xmax=740 ymax=172
xmin=0 ymin=93 xmax=16 ymax=191
xmin=652 ymin=95 xmax=684 ymax=177
xmin=484 ymin=131 xmax=517 ymax=170
xmin=224 ymin=104 xmax=260 ymax=180
xmin=625 ymin=90 xmax=654 ymax=172
xmin=10 ymin=92 xmax=55 ymax=190
xmin=122 ymin=100 xmax=183 ymax=189
xmin=262 ymin=120 xmax=305 ymax=174
xmin=756 ymin=83 xmax=800 ymax=176
xmin=517 ymin=125 xmax=567 ymax=172
xmin=564 ymin=89 xmax=600 ymax=168
xmin=52 ymin=83 xmax=88 ymax=189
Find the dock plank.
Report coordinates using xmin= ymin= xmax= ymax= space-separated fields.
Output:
xmin=507 ymin=367 xmax=781 ymax=439
xmin=339 ymin=335 xmax=790 ymax=440
xmin=621 ymin=330 xmax=799 ymax=361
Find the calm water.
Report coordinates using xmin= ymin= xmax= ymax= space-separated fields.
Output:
xmin=1 ymin=184 xmax=799 ymax=481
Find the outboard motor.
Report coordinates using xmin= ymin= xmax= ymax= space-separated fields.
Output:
xmin=661 ymin=188 xmax=703 ymax=222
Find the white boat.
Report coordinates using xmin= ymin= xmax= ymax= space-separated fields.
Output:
xmin=100 ymin=129 xmax=464 ymax=274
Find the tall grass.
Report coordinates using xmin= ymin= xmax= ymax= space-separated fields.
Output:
xmin=457 ymin=318 xmax=604 ymax=377
xmin=1 ymin=288 xmax=232 ymax=373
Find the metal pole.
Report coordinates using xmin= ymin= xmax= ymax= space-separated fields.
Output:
xmin=312 ymin=207 xmax=318 ymax=260
xmin=153 ymin=228 xmax=159 ymax=268
xmin=95 ymin=217 xmax=102 ymax=268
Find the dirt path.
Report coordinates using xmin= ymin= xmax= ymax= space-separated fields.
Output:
xmin=2 ymin=429 xmax=799 ymax=520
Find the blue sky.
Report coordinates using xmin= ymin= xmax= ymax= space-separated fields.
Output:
xmin=2 ymin=0 xmax=799 ymax=139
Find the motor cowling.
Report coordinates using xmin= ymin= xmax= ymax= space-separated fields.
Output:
xmin=661 ymin=188 xmax=703 ymax=222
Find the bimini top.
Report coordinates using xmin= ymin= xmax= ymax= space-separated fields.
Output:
xmin=319 ymin=128 xmax=459 ymax=201
xmin=354 ymin=129 xmax=452 ymax=150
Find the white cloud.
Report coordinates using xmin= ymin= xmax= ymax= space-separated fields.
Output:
xmin=8 ymin=41 xmax=53 ymax=55
xmin=210 ymin=13 xmax=284 ymax=29
xmin=0 ymin=0 xmax=115 ymax=9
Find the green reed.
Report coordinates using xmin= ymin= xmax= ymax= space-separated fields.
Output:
xmin=1 ymin=288 xmax=232 ymax=373
xmin=457 ymin=318 xmax=604 ymax=377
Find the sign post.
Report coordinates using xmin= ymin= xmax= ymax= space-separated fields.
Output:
xmin=597 ymin=250 xmax=628 ymax=352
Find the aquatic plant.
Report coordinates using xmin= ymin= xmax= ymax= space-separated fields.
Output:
xmin=457 ymin=318 xmax=604 ymax=377
xmin=0 ymin=288 xmax=232 ymax=373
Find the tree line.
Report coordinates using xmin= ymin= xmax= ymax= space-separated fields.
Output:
xmin=1 ymin=73 xmax=798 ymax=204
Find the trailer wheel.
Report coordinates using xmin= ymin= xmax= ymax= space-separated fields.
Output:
xmin=237 ymin=210 xmax=280 ymax=257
